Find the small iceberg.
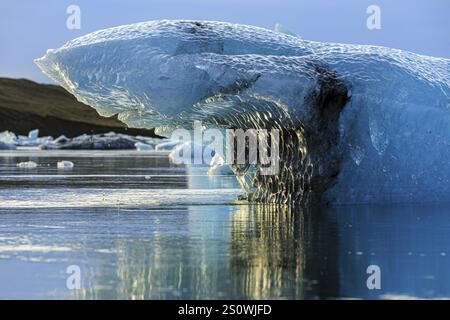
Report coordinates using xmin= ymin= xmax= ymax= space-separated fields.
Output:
xmin=0 ymin=131 xmax=18 ymax=144
xmin=57 ymin=161 xmax=74 ymax=169
xmin=17 ymin=161 xmax=38 ymax=169
xmin=0 ymin=131 xmax=18 ymax=150
xmin=0 ymin=130 xmax=163 ymax=150
xmin=11 ymin=129 xmax=55 ymax=149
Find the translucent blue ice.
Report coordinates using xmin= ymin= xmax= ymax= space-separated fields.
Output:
xmin=36 ymin=20 xmax=450 ymax=204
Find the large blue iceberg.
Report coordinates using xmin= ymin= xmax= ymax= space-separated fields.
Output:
xmin=35 ymin=20 xmax=450 ymax=205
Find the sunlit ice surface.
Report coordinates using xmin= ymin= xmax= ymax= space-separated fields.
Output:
xmin=1 ymin=150 xmax=450 ymax=299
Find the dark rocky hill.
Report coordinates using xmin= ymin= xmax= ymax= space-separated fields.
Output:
xmin=0 ymin=77 xmax=157 ymax=137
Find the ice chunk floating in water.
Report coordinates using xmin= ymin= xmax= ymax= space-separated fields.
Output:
xmin=17 ymin=161 xmax=38 ymax=169
xmin=57 ymin=161 xmax=74 ymax=169
xmin=35 ymin=20 xmax=450 ymax=205
xmin=0 ymin=131 xmax=17 ymax=150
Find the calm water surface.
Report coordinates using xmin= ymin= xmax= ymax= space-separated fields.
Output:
xmin=0 ymin=150 xmax=449 ymax=299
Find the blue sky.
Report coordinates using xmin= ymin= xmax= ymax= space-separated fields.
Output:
xmin=1 ymin=0 xmax=449 ymax=83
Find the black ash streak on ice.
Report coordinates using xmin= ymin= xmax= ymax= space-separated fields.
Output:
xmin=35 ymin=20 xmax=450 ymax=205
xmin=214 ymin=65 xmax=350 ymax=205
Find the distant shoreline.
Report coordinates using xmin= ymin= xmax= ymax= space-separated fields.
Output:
xmin=0 ymin=77 xmax=159 ymax=138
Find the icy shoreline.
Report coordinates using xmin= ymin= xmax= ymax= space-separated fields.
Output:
xmin=0 ymin=129 xmax=233 ymax=176
xmin=0 ymin=129 xmax=163 ymax=151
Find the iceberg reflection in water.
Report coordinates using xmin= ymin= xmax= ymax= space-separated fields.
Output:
xmin=0 ymin=151 xmax=449 ymax=299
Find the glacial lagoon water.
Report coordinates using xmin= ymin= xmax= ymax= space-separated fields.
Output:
xmin=0 ymin=150 xmax=450 ymax=299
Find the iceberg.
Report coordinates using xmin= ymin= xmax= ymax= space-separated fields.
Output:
xmin=3 ymin=129 xmax=55 ymax=149
xmin=54 ymin=132 xmax=140 ymax=150
xmin=35 ymin=20 xmax=450 ymax=205
xmin=0 ymin=131 xmax=17 ymax=150
xmin=0 ymin=130 xmax=161 ymax=150
xmin=0 ymin=131 xmax=18 ymax=144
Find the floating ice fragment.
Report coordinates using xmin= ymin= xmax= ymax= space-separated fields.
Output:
xmin=17 ymin=161 xmax=38 ymax=169
xmin=57 ymin=161 xmax=74 ymax=169
xmin=0 ymin=131 xmax=17 ymax=149
xmin=0 ymin=131 xmax=18 ymax=145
